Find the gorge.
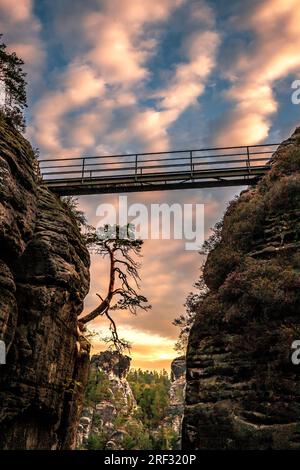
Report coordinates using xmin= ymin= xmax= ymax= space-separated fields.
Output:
xmin=1 ymin=113 xmax=300 ymax=450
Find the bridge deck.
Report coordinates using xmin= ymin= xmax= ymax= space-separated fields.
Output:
xmin=40 ymin=143 xmax=278 ymax=196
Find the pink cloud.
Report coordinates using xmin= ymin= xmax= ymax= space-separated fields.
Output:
xmin=0 ymin=0 xmax=44 ymax=79
xmin=82 ymin=0 xmax=185 ymax=85
xmin=84 ymin=14 xmax=150 ymax=84
xmin=30 ymin=63 xmax=105 ymax=155
xmin=28 ymin=0 xmax=219 ymax=157
xmin=216 ymin=0 xmax=300 ymax=146
xmin=29 ymin=0 xmax=185 ymax=155
xmin=155 ymin=30 xmax=219 ymax=115
xmin=119 ymin=5 xmax=219 ymax=152
xmin=0 ymin=0 xmax=32 ymax=23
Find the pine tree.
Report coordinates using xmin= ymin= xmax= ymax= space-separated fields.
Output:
xmin=0 ymin=34 xmax=27 ymax=131
xmin=80 ymin=224 xmax=151 ymax=352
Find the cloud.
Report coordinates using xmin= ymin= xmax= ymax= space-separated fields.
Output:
xmin=91 ymin=325 xmax=176 ymax=371
xmin=124 ymin=4 xmax=220 ymax=151
xmin=30 ymin=63 xmax=105 ymax=154
xmin=29 ymin=0 xmax=186 ymax=155
xmin=29 ymin=0 xmax=220 ymax=156
xmin=215 ymin=0 xmax=300 ymax=145
xmin=0 ymin=0 xmax=32 ymax=23
xmin=0 ymin=0 xmax=44 ymax=80
xmin=83 ymin=14 xmax=151 ymax=85
xmin=157 ymin=31 xmax=219 ymax=113
xmin=81 ymin=0 xmax=184 ymax=85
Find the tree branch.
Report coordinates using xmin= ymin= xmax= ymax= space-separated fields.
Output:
xmin=79 ymin=224 xmax=151 ymax=348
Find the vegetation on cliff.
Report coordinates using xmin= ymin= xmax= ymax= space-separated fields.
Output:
xmin=81 ymin=366 xmax=178 ymax=450
xmin=128 ymin=369 xmax=171 ymax=428
xmin=182 ymin=129 xmax=300 ymax=450
xmin=0 ymin=34 xmax=27 ymax=131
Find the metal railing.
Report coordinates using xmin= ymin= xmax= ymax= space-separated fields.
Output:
xmin=39 ymin=143 xmax=279 ymax=195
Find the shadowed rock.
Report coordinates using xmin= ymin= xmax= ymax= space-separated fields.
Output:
xmin=182 ymin=128 xmax=300 ymax=450
xmin=0 ymin=116 xmax=91 ymax=449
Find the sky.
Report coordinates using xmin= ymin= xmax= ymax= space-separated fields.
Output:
xmin=1 ymin=0 xmax=300 ymax=370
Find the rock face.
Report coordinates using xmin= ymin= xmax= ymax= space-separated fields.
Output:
xmin=91 ymin=351 xmax=135 ymax=413
xmin=77 ymin=351 xmax=136 ymax=449
xmin=171 ymin=356 xmax=186 ymax=382
xmin=0 ymin=116 xmax=91 ymax=449
xmin=182 ymin=128 xmax=300 ymax=450
xmin=168 ymin=356 xmax=186 ymax=435
xmin=92 ymin=350 xmax=131 ymax=379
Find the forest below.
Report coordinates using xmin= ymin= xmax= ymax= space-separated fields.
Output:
xmin=82 ymin=368 xmax=179 ymax=450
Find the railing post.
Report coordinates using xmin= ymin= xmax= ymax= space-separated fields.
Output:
xmin=190 ymin=151 xmax=193 ymax=178
xmin=135 ymin=154 xmax=138 ymax=181
xmin=81 ymin=157 xmax=85 ymax=183
xmin=246 ymin=146 xmax=251 ymax=175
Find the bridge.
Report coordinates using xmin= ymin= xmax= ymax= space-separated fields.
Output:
xmin=40 ymin=143 xmax=279 ymax=196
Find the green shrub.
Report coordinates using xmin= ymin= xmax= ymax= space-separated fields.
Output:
xmin=86 ymin=433 xmax=107 ymax=450
xmin=128 ymin=369 xmax=171 ymax=428
xmin=265 ymin=175 xmax=300 ymax=212
xmin=84 ymin=369 xmax=111 ymax=406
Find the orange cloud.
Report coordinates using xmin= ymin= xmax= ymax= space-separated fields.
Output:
xmin=75 ymin=186 xmax=243 ymax=371
xmin=0 ymin=0 xmax=32 ymax=23
xmin=90 ymin=325 xmax=176 ymax=371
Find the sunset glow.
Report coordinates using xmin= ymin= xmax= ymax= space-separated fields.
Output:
xmin=2 ymin=0 xmax=300 ymax=370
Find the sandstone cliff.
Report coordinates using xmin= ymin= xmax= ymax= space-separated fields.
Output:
xmin=77 ymin=351 xmax=136 ymax=450
xmin=182 ymin=128 xmax=300 ymax=450
xmin=0 ymin=116 xmax=91 ymax=449
xmin=167 ymin=356 xmax=185 ymax=436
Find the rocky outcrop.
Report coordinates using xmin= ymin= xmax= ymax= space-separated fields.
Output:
xmin=0 ymin=116 xmax=91 ymax=449
xmin=171 ymin=356 xmax=186 ymax=382
xmin=168 ymin=357 xmax=185 ymax=435
xmin=91 ymin=351 xmax=135 ymax=414
xmin=182 ymin=128 xmax=300 ymax=450
xmin=77 ymin=351 xmax=136 ymax=449
xmin=91 ymin=350 xmax=131 ymax=378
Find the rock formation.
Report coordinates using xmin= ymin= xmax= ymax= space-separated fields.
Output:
xmin=167 ymin=356 xmax=185 ymax=435
xmin=182 ymin=128 xmax=300 ymax=450
xmin=77 ymin=351 xmax=136 ymax=449
xmin=0 ymin=116 xmax=91 ymax=449
xmin=91 ymin=351 xmax=136 ymax=414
